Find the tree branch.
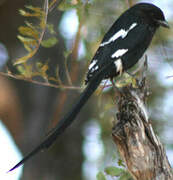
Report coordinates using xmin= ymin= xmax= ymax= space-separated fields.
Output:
xmin=0 ymin=71 xmax=81 ymax=90
xmin=112 ymin=71 xmax=173 ymax=180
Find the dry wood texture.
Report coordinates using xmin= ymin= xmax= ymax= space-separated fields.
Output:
xmin=112 ymin=73 xmax=173 ymax=180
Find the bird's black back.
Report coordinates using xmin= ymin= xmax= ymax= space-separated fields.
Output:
xmin=85 ymin=3 xmax=165 ymax=84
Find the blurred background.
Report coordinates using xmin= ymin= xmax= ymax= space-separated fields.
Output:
xmin=0 ymin=0 xmax=172 ymax=179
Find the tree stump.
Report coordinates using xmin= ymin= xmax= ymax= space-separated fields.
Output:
xmin=112 ymin=72 xmax=173 ymax=180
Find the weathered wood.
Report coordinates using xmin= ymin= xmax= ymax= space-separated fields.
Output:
xmin=112 ymin=76 xmax=173 ymax=180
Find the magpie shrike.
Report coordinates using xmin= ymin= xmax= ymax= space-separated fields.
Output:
xmin=9 ymin=3 xmax=169 ymax=172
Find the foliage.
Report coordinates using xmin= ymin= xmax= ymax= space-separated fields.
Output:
xmin=2 ymin=0 xmax=95 ymax=90
xmin=4 ymin=0 xmax=65 ymax=84
xmin=4 ymin=0 xmax=83 ymax=90
xmin=15 ymin=5 xmax=49 ymax=65
xmin=96 ymin=164 xmax=133 ymax=180
xmin=96 ymin=172 xmax=107 ymax=180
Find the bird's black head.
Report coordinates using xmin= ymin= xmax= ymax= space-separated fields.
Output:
xmin=130 ymin=3 xmax=169 ymax=29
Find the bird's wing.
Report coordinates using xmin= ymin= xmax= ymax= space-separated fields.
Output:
xmin=86 ymin=23 xmax=153 ymax=81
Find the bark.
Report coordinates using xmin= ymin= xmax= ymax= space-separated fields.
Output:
xmin=112 ymin=69 xmax=173 ymax=180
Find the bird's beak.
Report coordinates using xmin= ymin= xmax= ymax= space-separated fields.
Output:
xmin=157 ymin=20 xmax=170 ymax=28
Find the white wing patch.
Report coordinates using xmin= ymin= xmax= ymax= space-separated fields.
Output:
xmin=88 ymin=59 xmax=99 ymax=74
xmin=114 ymin=59 xmax=123 ymax=75
xmin=100 ymin=23 xmax=137 ymax=47
xmin=88 ymin=59 xmax=97 ymax=70
xmin=90 ymin=65 xmax=99 ymax=73
xmin=94 ymin=66 xmax=99 ymax=70
xmin=111 ymin=49 xmax=128 ymax=58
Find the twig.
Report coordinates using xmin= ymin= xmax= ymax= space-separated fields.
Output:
xmin=64 ymin=56 xmax=73 ymax=86
xmin=0 ymin=71 xmax=81 ymax=90
xmin=49 ymin=0 xmax=59 ymax=12
xmin=36 ymin=0 xmax=49 ymax=49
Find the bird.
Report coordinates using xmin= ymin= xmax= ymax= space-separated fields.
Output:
xmin=9 ymin=3 xmax=169 ymax=172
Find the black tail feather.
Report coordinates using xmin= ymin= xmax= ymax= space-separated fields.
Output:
xmin=7 ymin=143 xmax=43 ymax=172
xmin=8 ymin=64 xmax=109 ymax=172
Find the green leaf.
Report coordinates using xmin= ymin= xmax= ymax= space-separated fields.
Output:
xmin=96 ymin=172 xmax=106 ymax=180
xmin=58 ymin=0 xmax=83 ymax=11
xmin=105 ymin=166 xmax=124 ymax=177
xmin=16 ymin=65 xmax=26 ymax=75
xmin=19 ymin=9 xmax=28 ymax=16
xmin=19 ymin=7 xmax=42 ymax=17
xmin=41 ymin=37 xmax=58 ymax=48
xmin=17 ymin=35 xmax=35 ymax=43
xmin=63 ymin=50 xmax=72 ymax=59
xmin=25 ymin=5 xmax=42 ymax=13
xmin=118 ymin=159 xmax=126 ymax=167
xmin=16 ymin=64 xmax=33 ymax=78
xmin=18 ymin=26 xmax=39 ymax=39
xmin=17 ymin=35 xmax=37 ymax=51
xmin=36 ymin=62 xmax=43 ymax=69
xmin=25 ymin=21 xmax=38 ymax=32
xmin=47 ymin=24 xmax=56 ymax=35
xmin=14 ymin=49 xmax=36 ymax=65
xmin=119 ymin=172 xmax=132 ymax=180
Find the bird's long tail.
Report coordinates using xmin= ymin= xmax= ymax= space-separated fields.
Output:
xmin=8 ymin=65 xmax=109 ymax=172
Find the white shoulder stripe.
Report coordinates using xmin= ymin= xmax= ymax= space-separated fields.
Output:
xmin=100 ymin=23 xmax=137 ymax=47
xmin=129 ymin=23 xmax=137 ymax=30
xmin=100 ymin=29 xmax=126 ymax=47
xmin=111 ymin=49 xmax=128 ymax=58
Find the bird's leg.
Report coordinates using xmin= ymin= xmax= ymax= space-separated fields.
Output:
xmin=110 ymin=78 xmax=121 ymax=92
